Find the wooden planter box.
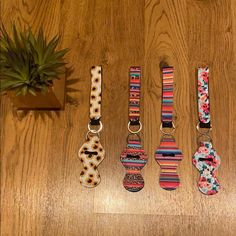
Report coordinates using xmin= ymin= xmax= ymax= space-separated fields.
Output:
xmin=9 ymin=76 xmax=65 ymax=110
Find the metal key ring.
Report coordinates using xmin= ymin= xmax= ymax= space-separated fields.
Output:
xmin=88 ymin=120 xmax=103 ymax=134
xmin=160 ymin=122 xmax=176 ymax=135
xmin=196 ymin=122 xmax=212 ymax=135
xmin=127 ymin=121 xmax=142 ymax=134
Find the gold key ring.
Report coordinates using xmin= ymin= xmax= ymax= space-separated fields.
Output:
xmin=127 ymin=121 xmax=142 ymax=134
xmin=88 ymin=120 xmax=103 ymax=134
xmin=160 ymin=122 xmax=176 ymax=135
xmin=196 ymin=122 xmax=212 ymax=135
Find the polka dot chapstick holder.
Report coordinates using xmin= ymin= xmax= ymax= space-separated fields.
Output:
xmin=78 ymin=66 xmax=105 ymax=188
xmin=193 ymin=67 xmax=221 ymax=195
xmin=155 ymin=67 xmax=183 ymax=191
xmin=120 ymin=67 xmax=148 ymax=192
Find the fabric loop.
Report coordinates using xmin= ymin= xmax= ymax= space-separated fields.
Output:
xmin=89 ymin=65 xmax=102 ymax=122
xmin=129 ymin=66 xmax=141 ymax=124
xmin=197 ymin=67 xmax=211 ymax=127
xmin=161 ymin=67 xmax=174 ymax=127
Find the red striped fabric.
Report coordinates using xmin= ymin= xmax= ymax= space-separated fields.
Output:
xmin=129 ymin=67 xmax=141 ymax=123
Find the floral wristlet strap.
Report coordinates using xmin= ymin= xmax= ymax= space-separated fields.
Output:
xmin=120 ymin=67 xmax=148 ymax=192
xmin=78 ymin=66 xmax=105 ymax=188
xmin=155 ymin=67 xmax=183 ymax=191
xmin=193 ymin=67 xmax=221 ymax=195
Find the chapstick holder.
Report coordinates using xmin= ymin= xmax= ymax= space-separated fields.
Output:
xmin=78 ymin=66 xmax=105 ymax=188
xmin=120 ymin=137 xmax=148 ymax=192
xmin=120 ymin=67 xmax=148 ymax=192
xmin=193 ymin=142 xmax=220 ymax=195
xmin=193 ymin=67 xmax=221 ymax=195
xmin=155 ymin=67 xmax=182 ymax=190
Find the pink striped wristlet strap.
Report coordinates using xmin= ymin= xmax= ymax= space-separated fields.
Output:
xmin=129 ymin=67 xmax=141 ymax=126
xmin=161 ymin=67 xmax=174 ymax=128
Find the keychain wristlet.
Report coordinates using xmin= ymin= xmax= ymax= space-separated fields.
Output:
xmin=78 ymin=66 xmax=105 ymax=188
xmin=155 ymin=67 xmax=182 ymax=191
xmin=120 ymin=67 xmax=148 ymax=192
xmin=193 ymin=67 xmax=220 ymax=195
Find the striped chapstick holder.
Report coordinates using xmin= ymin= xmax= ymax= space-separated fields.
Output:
xmin=120 ymin=67 xmax=148 ymax=192
xmin=120 ymin=139 xmax=148 ymax=192
xmin=155 ymin=137 xmax=183 ymax=190
xmin=155 ymin=67 xmax=183 ymax=190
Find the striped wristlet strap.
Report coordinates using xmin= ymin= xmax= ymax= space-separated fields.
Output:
xmin=155 ymin=66 xmax=182 ymax=191
xmin=120 ymin=66 xmax=148 ymax=192
xmin=161 ymin=67 xmax=174 ymax=128
xmin=129 ymin=67 xmax=141 ymax=126
xmin=197 ymin=67 xmax=211 ymax=128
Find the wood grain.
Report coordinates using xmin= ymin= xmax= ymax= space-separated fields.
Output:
xmin=1 ymin=0 xmax=236 ymax=235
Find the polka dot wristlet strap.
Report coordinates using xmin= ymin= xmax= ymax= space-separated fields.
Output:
xmin=155 ymin=67 xmax=183 ymax=191
xmin=78 ymin=66 xmax=105 ymax=188
xmin=120 ymin=67 xmax=148 ymax=192
xmin=193 ymin=67 xmax=221 ymax=195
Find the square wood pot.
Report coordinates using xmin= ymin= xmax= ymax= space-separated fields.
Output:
xmin=9 ymin=76 xmax=65 ymax=110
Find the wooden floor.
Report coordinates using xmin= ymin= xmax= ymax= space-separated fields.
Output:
xmin=1 ymin=0 xmax=236 ymax=235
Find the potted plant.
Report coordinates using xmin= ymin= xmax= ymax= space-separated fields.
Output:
xmin=0 ymin=24 xmax=69 ymax=110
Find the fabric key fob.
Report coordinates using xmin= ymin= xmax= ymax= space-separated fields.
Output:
xmin=78 ymin=135 xmax=105 ymax=188
xmin=193 ymin=141 xmax=220 ymax=195
xmin=120 ymin=139 xmax=148 ymax=192
xmin=155 ymin=137 xmax=183 ymax=190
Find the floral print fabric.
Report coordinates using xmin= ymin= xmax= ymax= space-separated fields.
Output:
xmin=193 ymin=142 xmax=221 ymax=195
xmin=198 ymin=67 xmax=210 ymax=124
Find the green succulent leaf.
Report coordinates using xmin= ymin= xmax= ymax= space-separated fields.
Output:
xmin=0 ymin=23 xmax=69 ymax=96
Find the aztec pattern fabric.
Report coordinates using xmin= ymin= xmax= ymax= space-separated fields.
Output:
xmin=120 ymin=139 xmax=148 ymax=192
xmin=129 ymin=67 xmax=141 ymax=124
xmin=78 ymin=135 xmax=105 ymax=188
xmin=90 ymin=66 xmax=102 ymax=123
xmin=155 ymin=137 xmax=183 ymax=190
xmin=198 ymin=67 xmax=210 ymax=124
xmin=161 ymin=67 xmax=174 ymax=126
xmin=193 ymin=142 xmax=221 ymax=195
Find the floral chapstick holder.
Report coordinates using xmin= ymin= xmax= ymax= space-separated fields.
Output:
xmin=193 ymin=142 xmax=221 ymax=195
xmin=120 ymin=139 xmax=148 ymax=192
xmin=193 ymin=67 xmax=221 ymax=195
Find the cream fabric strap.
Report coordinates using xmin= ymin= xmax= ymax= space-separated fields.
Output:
xmin=89 ymin=66 xmax=102 ymax=124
